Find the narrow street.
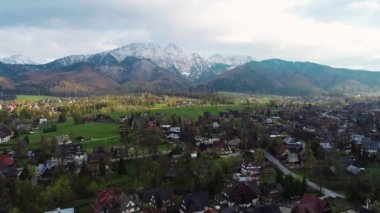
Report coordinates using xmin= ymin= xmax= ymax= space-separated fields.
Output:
xmin=110 ymin=150 xmax=171 ymax=162
xmin=264 ymin=151 xmax=345 ymax=199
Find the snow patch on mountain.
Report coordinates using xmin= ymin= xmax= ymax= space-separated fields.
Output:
xmin=48 ymin=43 xmax=254 ymax=80
xmin=0 ymin=55 xmax=36 ymax=64
xmin=209 ymin=54 xmax=253 ymax=66
xmin=51 ymin=55 xmax=88 ymax=67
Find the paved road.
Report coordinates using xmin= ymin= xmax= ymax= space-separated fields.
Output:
xmin=81 ymin=136 xmax=119 ymax=143
xmin=111 ymin=150 xmax=171 ymax=162
xmin=264 ymin=151 xmax=345 ymax=199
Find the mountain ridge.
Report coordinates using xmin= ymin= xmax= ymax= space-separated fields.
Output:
xmin=195 ymin=59 xmax=380 ymax=96
xmin=45 ymin=42 xmax=254 ymax=80
xmin=2 ymin=44 xmax=380 ymax=96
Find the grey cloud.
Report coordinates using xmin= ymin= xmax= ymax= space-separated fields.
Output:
xmin=294 ymin=0 xmax=380 ymax=27
xmin=0 ymin=0 xmax=380 ymax=71
xmin=0 ymin=0 xmax=155 ymax=29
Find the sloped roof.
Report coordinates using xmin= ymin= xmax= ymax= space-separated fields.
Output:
xmin=181 ymin=191 xmax=209 ymax=212
xmin=319 ymin=143 xmax=333 ymax=150
xmin=0 ymin=126 xmax=12 ymax=138
xmin=291 ymin=194 xmax=330 ymax=213
xmin=0 ymin=154 xmax=14 ymax=168
xmin=143 ymin=188 xmax=174 ymax=207
xmin=346 ymin=165 xmax=364 ymax=175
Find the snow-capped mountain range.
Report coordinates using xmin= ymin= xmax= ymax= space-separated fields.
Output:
xmin=49 ymin=43 xmax=254 ymax=80
xmin=0 ymin=54 xmax=36 ymax=65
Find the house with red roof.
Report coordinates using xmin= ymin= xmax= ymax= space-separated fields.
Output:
xmin=0 ymin=153 xmax=18 ymax=179
xmin=291 ymin=194 xmax=331 ymax=213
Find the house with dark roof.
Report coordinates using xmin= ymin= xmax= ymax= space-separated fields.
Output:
xmin=169 ymin=146 xmax=184 ymax=159
xmin=119 ymin=192 xmax=142 ymax=213
xmin=362 ymin=141 xmax=380 ymax=157
xmin=142 ymin=188 xmax=176 ymax=212
xmin=36 ymin=163 xmax=54 ymax=183
xmin=277 ymin=143 xmax=303 ymax=164
xmin=259 ymin=183 xmax=283 ymax=202
xmin=60 ymin=143 xmax=86 ymax=163
xmin=0 ymin=126 xmax=13 ymax=144
xmin=291 ymin=194 xmax=331 ymax=213
xmin=179 ymin=191 xmax=209 ymax=213
xmin=94 ymin=114 xmax=112 ymax=122
xmin=216 ymin=181 xmax=259 ymax=208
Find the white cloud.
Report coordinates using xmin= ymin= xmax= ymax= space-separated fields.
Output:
xmin=348 ymin=0 xmax=380 ymax=12
xmin=0 ymin=0 xmax=380 ymax=70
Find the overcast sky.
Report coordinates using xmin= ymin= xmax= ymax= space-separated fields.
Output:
xmin=1 ymin=0 xmax=380 ymax=70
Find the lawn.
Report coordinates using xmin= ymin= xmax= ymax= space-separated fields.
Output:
xmin=149 ymin=104 xmax=244 ymax=120
xmin=22 ymin=117 xmax=176 ymax=152
xmin=109 ymin=104 xmax=244 ymax=120
xmin=27 ymin=117 xmax=121 ymax=151
xmin=12 ymin=104 xmax=244 ymax=152
xmin=15 ymin=95 xmax=60 ymax=103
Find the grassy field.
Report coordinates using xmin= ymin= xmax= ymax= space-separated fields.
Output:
xmin=109 ymin=104 xmax=244 ymax=120
xmin=150 ymin=104 xmax=244 ymax=119
xmin=16 ymin=95 xmax=60 ymax=103
xmin=27 ymin=117 xmax=121 ymax=150
xmin=7 ymin=103 xmax=244 ymax=152
xmin=23 ymin=117 xmax=175 ymax=152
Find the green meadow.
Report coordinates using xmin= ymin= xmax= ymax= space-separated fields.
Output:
xmin=110 ymin=104 xmax=244 ymax=120
xmin=27 ymin=117 xmax=120 ymax=150
xmin=5 ymin=103 xmax=245 ymax=152
xmin=16 ymin=95 xmax=60 ymax=103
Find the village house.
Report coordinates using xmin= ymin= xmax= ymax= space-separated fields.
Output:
xmin=320 ymin=142 xmax=333 ymax=152
xmin=277 ymin=142 xmax=303 ymax=165
xmin=59 ymin=143 xmax=87 ymax=164
xmin=291 ymin=194 xmax=331 ymax=213
xmin=55 ymin=135 xmax=72 ymax=145
xmin=212 ymin=140 xmax=233 ymax=155
xmin=161 ymin=124 xmax=171 ymax=130
xmin=195 ymin=136 xmax=220 ymax=146
xmin=119 ymin=115 xmax=130 ymax=123
xmin=0 ymin=126 xmax=13 ymax=144
xmin=142 ymin=188 xmax=176 ymax=212
xmin=36 ymin=163 xmax=54 ymax=183
xmin=0 ymin=153 xmax=18 ymax=179
xmin=346 ymin=165 xmax=365 ymax=175
xmin=351 ymin=134 xmax=365 ymax=145
xmin=87 ymin=147 xmax=109 ymax=177
xmin=361 ymin=141 xmax=380 ymax=157
xmin=39 ymin=118 xmax=48 ymax=125
xmin=216 ymin=181 xmax=259 ymax=208
xmin=94 ymin=114 xmax=112 ymax=122
xmin=226 ymin=137 xmax=241 ymax=148
xmin=119 ymin=193 xmax=142 ymax=213
xmin=259 ymin=183 xmax=283 ymax=202
xmin=179 ymin=191 xmax=209 ymax=213
xmin=95 ymin=190 xmax=117 ymax=213
xmin=169 ymin=126 xmax=181 ymax=134
xmin=167 ymin=133 xmax=180 ymax=140
xmin=241 ymin=159 xmax=261 ymax=178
